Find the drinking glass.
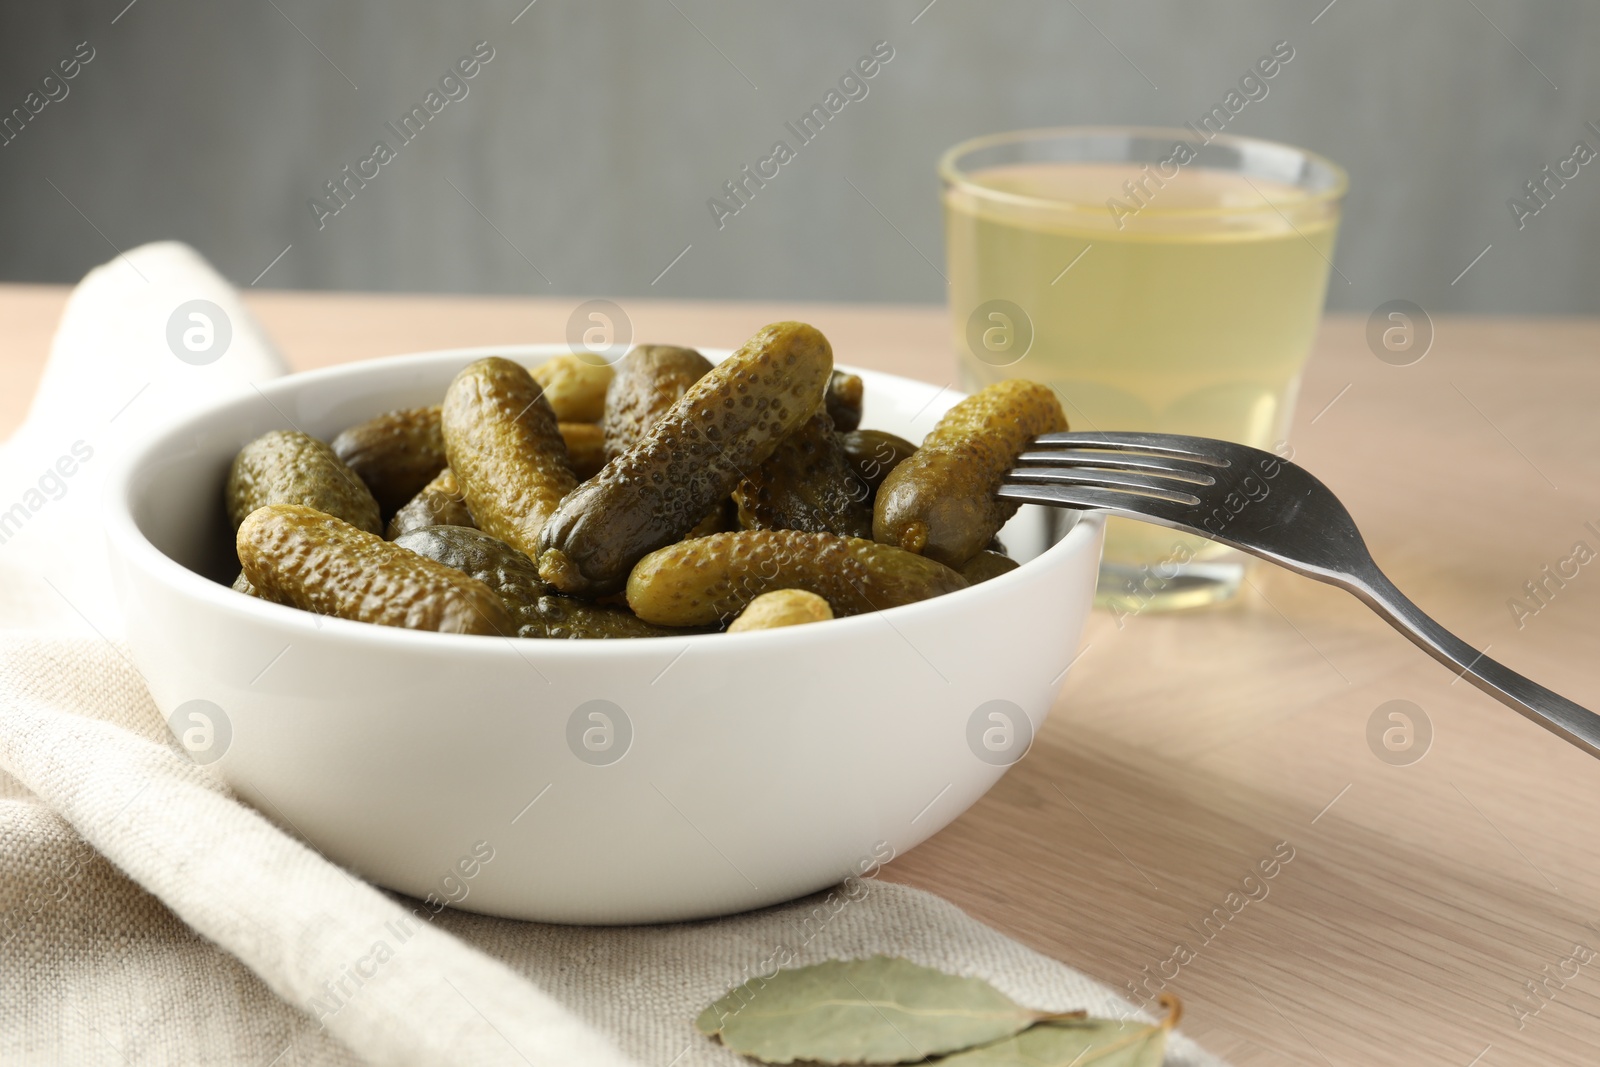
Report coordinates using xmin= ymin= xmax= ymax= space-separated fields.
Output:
xmin=940 ymin=126 xmax=1347 ymax=613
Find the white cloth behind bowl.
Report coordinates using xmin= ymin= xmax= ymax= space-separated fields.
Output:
xmin=0 ymin=241 xmax=287 ymax=637
xmin=0 ymin=244 xmax=1228 ymax=1066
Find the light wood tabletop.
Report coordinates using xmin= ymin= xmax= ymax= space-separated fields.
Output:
xmin=4 ymin=285 xmax=1599 ymax=1066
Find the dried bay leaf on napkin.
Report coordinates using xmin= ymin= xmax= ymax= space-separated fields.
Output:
xmin=933 ymin=999 xmax=1178 ymax=1066
xmin=694 ymin=955 xmax=1084 ymax=1064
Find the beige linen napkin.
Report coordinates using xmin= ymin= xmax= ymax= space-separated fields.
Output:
xmin=0 ymin=244 xmax=1226 ymax=1067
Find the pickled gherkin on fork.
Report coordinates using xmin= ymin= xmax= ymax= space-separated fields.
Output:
xmin=874 ymin=380 xmax=1066 ymax=568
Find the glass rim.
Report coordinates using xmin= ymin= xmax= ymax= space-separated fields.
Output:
xmin=938 ymin=125 xmax=1349 ymax=217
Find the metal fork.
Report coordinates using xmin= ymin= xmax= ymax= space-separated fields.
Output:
xmin=1001 ymin=430 xmax=1600 ymax=759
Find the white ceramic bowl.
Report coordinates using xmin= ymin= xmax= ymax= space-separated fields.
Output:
xmin=103 ymin=345 xmax=1103 ymax=924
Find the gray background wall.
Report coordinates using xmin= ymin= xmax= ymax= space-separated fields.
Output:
xmin=0 ymin=1 xmax=1596 ymax=313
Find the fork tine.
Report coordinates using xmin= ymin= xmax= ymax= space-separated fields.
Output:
xmin=997 ymin=481 xmax=1202 ymax=525
xmin=1030 ymin=431 xmax=1231 ymax=466
xmin=996 ymin=482 xmax=1204 ymax=532
xmin=1013 ymin=449 xmax=1220 ymax=485
xmin=1005 ymin=467 xmax=1203 ymax=505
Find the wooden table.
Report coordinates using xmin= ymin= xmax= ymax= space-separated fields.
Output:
xmin=5 ymin=285 xmax=1598 ymax=1065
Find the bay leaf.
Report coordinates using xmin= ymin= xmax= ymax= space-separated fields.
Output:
xmin=934 ymin=994 xmax=1180 ymax=1067
xmin=695 ymin=955 xmax=1080 ymax=1065
xmin=931 ymin=1016 xmax=1168 ymax=1066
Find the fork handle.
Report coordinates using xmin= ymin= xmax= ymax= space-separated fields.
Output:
xmin=1346 ymin=565 xmax=1600 ymax=758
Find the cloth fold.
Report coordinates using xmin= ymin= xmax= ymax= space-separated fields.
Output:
xmin=0 ymin=241 xmax=287 ymax=638
xmin=0 ymin=244 xmax=1225 ymax=1066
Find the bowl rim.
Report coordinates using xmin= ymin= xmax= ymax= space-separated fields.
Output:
xmin=102 ymin=343 xmax=1101 ymax=658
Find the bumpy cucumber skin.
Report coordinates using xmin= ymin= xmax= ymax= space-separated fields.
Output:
xmin=626 ymin=529 xmax=967 ymax=627
xmin=602 ymin=344 xmax=714 ymax=460
xmin=733 ymin=411 xmax=872 ymax=538
xmin=537 ymin=322 xmax=833 ymax=596
xmin=227 ymin=429 xmax=382 ymax=535
xmin=237 ymin=505 xmax=511 ymax=635
xmin=396 ymin=524 xmax=687 ymax=639
xmin=442 ymin=357 xmax=577 ymax=560
xmin=873 ymin=379 xmax=1066 ymax=567
xmin=331 ymin=405 xmax=447 ymax=514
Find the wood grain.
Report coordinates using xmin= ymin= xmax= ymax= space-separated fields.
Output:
xmin=4 ymin=285 xmax=1598 ymax=1064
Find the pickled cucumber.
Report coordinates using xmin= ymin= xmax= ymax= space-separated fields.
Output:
xmin=558 ymin=422 xmax=607 ymax=480
xmin=393 ymin=524 xmax=548 ymax=611
xmin=395 ymin=525 xmax=686 ymax=639
xmin=873 ymin=380 xmax=1066 ymax=567
xmin=626 ymin=529 xmax=967 ymax=626
xmin=602 ymin=344 xmax=713 ymax=460
xmin=237 ymin=505 xmax=511 ymax=635
xmin=824 ymin=370 xmax=864 ymax=432
xmin=838 ymin=429 xmax=917 ymax=494
xmin=231 ymin=571 xmax=259 ymax=597
xmin=227 ymin=430 xmax=382 ymax=535
xmin=386 ymin=468 xmax=475 ymax=540
xmin=442 ymin=357 xmax=577 ymax=559
xmin=958 ymin=550 xmax=1020 ymax=584
xmin=733 ymin=411 xmax=872 ymax=537
xmin=727 ymin=588 xmax=834 ymax=632
xmin=331 ymin=405 xmax=446 ymax=513
xmin=533 ymin=355 xmax=614 ymax=423
xmin=538 ymin=322 xmax=833 ymax=596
